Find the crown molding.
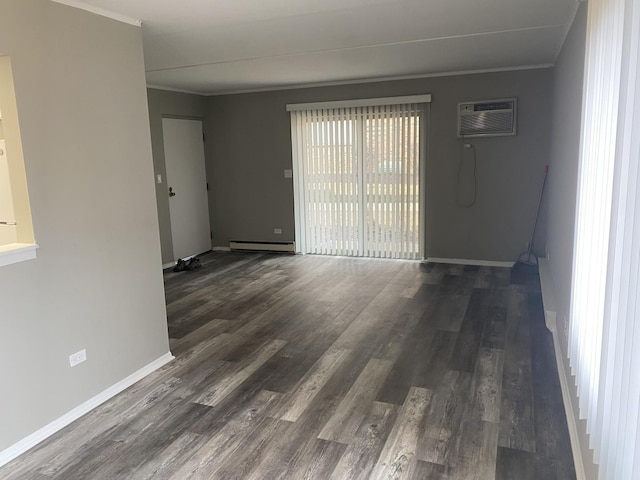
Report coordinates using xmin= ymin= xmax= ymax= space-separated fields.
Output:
xmin=50 ymin=1 xmax=141 ymax=27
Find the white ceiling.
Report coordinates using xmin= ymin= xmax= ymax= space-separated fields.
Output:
xmin=53 ymin=0 xmax=581 ymax=95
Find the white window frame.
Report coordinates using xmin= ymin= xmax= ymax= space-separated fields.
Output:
xmin=288 ymin=95 xmax=431 ymax=259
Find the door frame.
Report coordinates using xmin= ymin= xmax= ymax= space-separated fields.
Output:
xmin=161 ymin=116 xmax=211 ymax=263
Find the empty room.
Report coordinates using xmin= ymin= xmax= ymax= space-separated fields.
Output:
xmin=0 ymin=0 xmax=638 ymax=479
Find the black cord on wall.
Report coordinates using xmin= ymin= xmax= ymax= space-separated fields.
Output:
xmin=456 ymin=140 xmax=477 ymax=208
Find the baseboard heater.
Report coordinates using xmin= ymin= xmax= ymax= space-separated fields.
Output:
xmin=229 ymin=241 xmax=295 ymax=253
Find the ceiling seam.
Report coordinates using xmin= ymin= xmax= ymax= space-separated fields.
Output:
xmin=145 ymin=23 xmax=570 ymax=73
xmin=146 ymin=63 xmax=554 ymax=97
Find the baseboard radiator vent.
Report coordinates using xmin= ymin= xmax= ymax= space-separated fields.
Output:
xmin=229 ymin=241 xmax=295 ymax=253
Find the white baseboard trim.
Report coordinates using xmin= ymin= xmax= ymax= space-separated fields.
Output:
xmin=538 ymin=260 xmax=586 ymax=480
xmin=537 ymin=257 xmax=558 ymax=332
xmin=0 ymin=352 xmax=174 ymax=468
xmin=212 ymin=246 xmax=231 ymax=252
xmin=162 ymin=261 xmax=175 ymax=270
xmin=229 ymin=241 xmax=295 ymax=253
xmin=425 ymin=257 xmax=515 ymax=268
xmin=551 ymin=329 xmax=587 ymax=480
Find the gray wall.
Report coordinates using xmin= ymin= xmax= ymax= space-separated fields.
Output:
xmin=546 ymin=4 xmax=598 ymax=479
xmin=0 ymin=0 xmax=170 ymax=452
xmin=147 ymin=88 xmax=208 ymax=264
xmin=207 ymin=69 xmax=552 ymax=262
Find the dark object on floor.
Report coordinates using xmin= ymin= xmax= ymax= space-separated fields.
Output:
xmin=173 ymin=256 xmax=202 ymax=272
xmin=186 ymin=257 xmax=201 ymax=270
xmin=173 ymin=258 xmax=189 ymax=272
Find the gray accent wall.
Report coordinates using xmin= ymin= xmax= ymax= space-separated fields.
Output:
xmin=206 ymin=69 xmax=552 ymax=261
xmin=0 ymin=0 xmax=170 ymax=452
xmin=147 ymin=88 xmax=208 ymax=264
xmin=546 ymin=4 xmax=598 ymax=478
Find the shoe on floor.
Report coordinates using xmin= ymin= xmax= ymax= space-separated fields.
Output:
xmin=173 ymin=258 xmax=188 ymax=272
xmin=186 ymin=257 xmax=201 ymax=270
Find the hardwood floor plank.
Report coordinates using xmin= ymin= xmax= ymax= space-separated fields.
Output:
xmin=14 ymin=376 xmax=187 ymax=479
xmin=419 ymin=330 xmax=458 ymax=388
xmin=210 ymin=416 xmax=292 ymax=480
xmin=449 ymin=290 xmax=491 ymax=372
xmin=480 ymin=306 xmax=507 ymax=350
xmin=328 ymin=279 xmax=412 ymax=357
xmin=195 ymin=339 xmax=287 ymax=407
xmin=50 ymin=399 xmax=210 ymax=480
xmin=169 ymin=318 xmax=233 ymax=355
xmin=150 ymin=332 xmax=240 ymax=386
xmin=377 ymin=328 xmax=456 ymax=406
xmin=471 ymin=347 xmax=505 ymax=424
xmin=11 ymin=474 xmax=51 ymax=480
xmin=474 ymin=267 xmax=510 ymax=290
xmin=129 ymin=431 xmax=208 ymax=480
xmin=446 ymin=264 xmax=466 ymax=276
xmin=204 ymin=270 xmax=291 ymax=321
xmin=318 ymin=358 xmax=394 ymax=444
xmin=473 ymin=266 xmax=494 ymax=289
xmin=495 ymin=447 xmax=535 ymax=480
xmin=528 ymin=292 xmax=576 ymax=480
xmin=329 ymin=401 xmax=399 ymax=480
xmin=260 ymin=348 xmax=328 ymax=394
xmin=274 ymin=347 xmax=351 ymax=422
xmin=417 ymin=370 xmax=472 ymax=466
xmin=266 ymin=294 xmax=367 ymax=358
xmin=239 ymin=389 xmax=347 ymax=480
xmin=368 ymin=311 xmax=420 ymax=362
xmin=421 ymin=262 xmax=447 ymax=285
xmin=498 ymin=285 xmax=535 ymax=453
xmin=403 ymin=283 xmax=439 ymax=315
xmin=413 ymin=460 xmax=453 ymax=480
xmin=169 ymin=390 xmax=282 ymax=479
xmin=167 ymin=302 xmax=221 ymax=340
xmin=429 ymin=291 xmax=472 ymax=333
xmin=449 ymin=420 xmax=499 ymax=480
xmin=281 ymin=438 xmax=346 ymax=480
xmin=369 ymin=386 xmax=432 ymax=480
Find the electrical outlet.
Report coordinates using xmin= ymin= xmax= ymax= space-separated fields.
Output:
xmin=284 ymin=169 xmax=293 ymax=179
xmin=69 ymin=349 xmax=87 ymax=367
xmin=563 ymin=316 xmax=569 ymax=339
xmin=274 ymin=228 xmax=282 ymax=234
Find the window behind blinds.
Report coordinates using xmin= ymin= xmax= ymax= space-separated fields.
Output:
xmin=569 ymin=0 xmax=640 ymax=477
xmin=289 ymin=98 xmax=428 ymax=260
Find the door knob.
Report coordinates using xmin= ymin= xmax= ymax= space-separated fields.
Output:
xmin=169 ymin=187 xmax=176 ymax=197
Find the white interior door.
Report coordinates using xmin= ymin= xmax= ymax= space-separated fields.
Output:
xmin=162 ymin=118 xmax=211 ymax=260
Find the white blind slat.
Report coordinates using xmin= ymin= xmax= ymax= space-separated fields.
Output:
xmin=290 ymin=100 xmax=425 ymax=260
xmin=568 ymin=0 xmax=640 ymax=477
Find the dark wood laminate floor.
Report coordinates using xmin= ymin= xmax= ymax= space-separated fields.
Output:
xmin=0 ymin=252 xmax=576 ymax=480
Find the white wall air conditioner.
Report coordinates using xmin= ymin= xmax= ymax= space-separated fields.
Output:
xmin=457 ymin=98 xmax=517 ymax=138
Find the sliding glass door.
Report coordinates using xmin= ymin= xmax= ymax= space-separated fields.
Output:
xmin=290 ymin=99 xmax=426 ymax=260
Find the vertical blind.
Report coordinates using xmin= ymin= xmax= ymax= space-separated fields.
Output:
xmin=570 ymin=0 xmax=640 ymax=477
xmin=289 ymin=96 xmax=428 ymax=260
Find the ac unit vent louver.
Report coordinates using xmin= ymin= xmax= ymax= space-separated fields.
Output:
xmin=457 ymin=98 xmax=517 ymax=138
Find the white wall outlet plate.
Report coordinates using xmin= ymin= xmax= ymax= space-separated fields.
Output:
xmin=284 ymin=169 xmax=293 ymax=178
xmin=69 ymin=349 xmax=87 ymax=367
xmin=274 ymin=228 xmax=282 ymax=234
